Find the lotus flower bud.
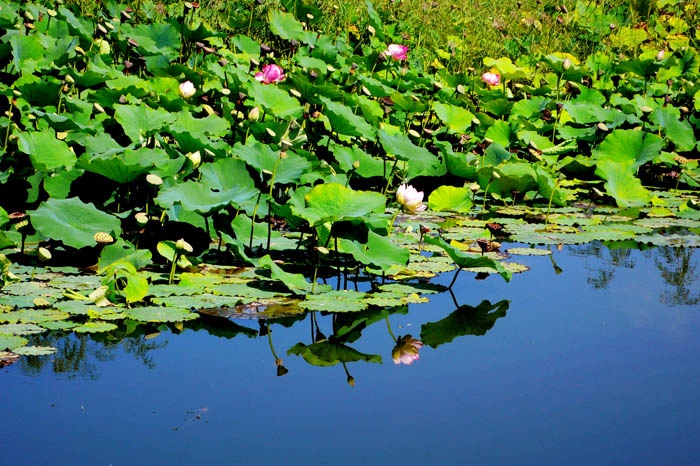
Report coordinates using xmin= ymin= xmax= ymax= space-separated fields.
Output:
xmin=352 ymin=160 xmax=360 ymax=170
xmin=187 ymin=151 xmax=201 ymax=167
xmin=347 ymin=375 xmax=355 ymax=387
xmin=656 ymin=49 xmax=665 ymax=61
xmin=563 ymin=57 xmax=572 ymax=70
xmin=456 ymin=84 xmax=466 ymax=94
xmin=175 ymin=238 xmax=193 ymax=254
xmin=178 ymin=81 xmax=196 ymax=99
xmin=481 ymin=72 xmax=500 ymax=87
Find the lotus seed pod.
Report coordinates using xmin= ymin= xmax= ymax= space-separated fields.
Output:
xmin=597 ymin=122 xmax=609 ymax=132
xmin=289 ymin=88 xmax=301 ymax=98
xmin=64 ymin=74 xmax=75 ymax=84
xmin=640 ymin=106 xmax=653 ymax=113
xmin=361 ymin=86 xmax=371 ymax=96
xmin=220 ymin=88 xmax=231 ymax=96
xmin=47 ymin=9 xmax=57 ymax=17
xmin=492 ymin=171 xmax=501 ymax=179
xmin=94 ymin=232 xmax=114 ymax=244
xmin=280 ymin=151 xmax=288 ymax=159
xmin=93 ymin=103 xmax=106 ymax=113
xmin=367 ymin=25 xmax=376 ymax=35
xmin=471 ymin=117 xmax=481 ymax=126
xmin=408 ymin=129 xmax=421 ymax=138
xmin=265 ymin=128 xmax=277 ymax=138
xmin=316 ymin=246 xmax=330 ymax=255
xmin=14 ymin=220 xmax=29 ymax=232
xmin=97 ymin=23 xmax=108 ymax=35
xmin=146 ymin=174 xmax=163 ymax=185
xmin=175 ymin=238 xmax=193 ymax=253
xmin=135 ymin=212 xmax=149 ymax=225
xmin=8 ymin=212 xmax=27 ymax=223
xmin=433 ymin=81 xmax=444 ymax=91
xmin=37 ymin=247 xmax=52 ymax=262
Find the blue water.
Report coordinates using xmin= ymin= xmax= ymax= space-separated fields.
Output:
xmin=2 ymin=244 xmax=700 ymax=465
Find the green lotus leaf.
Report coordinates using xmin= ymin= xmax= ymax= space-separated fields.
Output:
xmin=257 ymin=255 xmax=313 ymax=295
xmin=420 ymin=299 xmax=510 ymax=348
xmin=0 ymin=333 xmax=28 ymax=351
xmin=79 ymin=147 xmax=171 ymax=184
xmin=378 ymin=282 xmax=446 ymax=295
xmin=16 ymin=131 xmax=76 ymax=172
xmin=433 ymin=102 xmax=475 ymax=133
xmin=114 ymin=104 xmax=178 ymax=144
xmin=428 ymin=185 xmax=473 ymax=213
xmin=39 ymin=321 xmax=81 ymax=331
xmin=319 ymin=96 xmax=377 ymax=139
xmin=208 ymin=282 xmax=285 ymax=299
xmin=331 ymin=143 xmax=387 ymax=178
xmin=248 ymin=80 xmax=303 ymax=119
xmin=13 ymin=345 xmax=58 ymax=356
xmin=73 ymin=321 xmax=118 ymax=333
xmin=635 ymin=234 xmax=700 ymax=247
xmin=151 ymin=294 xmax=239 ymax=309
xmin=423 ymin=235 xmax=512 ymax=282
xmin=288 ymin=340 xmax=381 ymax=367
xmin=0 ymin=309 xmax=70 ymax=324
xmin=339 ymin=230 xmax=410 ymax=272
xmin=379 ymin=130 xmax=446 ymax=180
xmin=463 ymin=261 xmax=529 ymax=274
xmin=9 ymin=34 xmax=44 ymax=75
xmin=29 ymin=197 xmax=121 ymax=249
xmin=123 ymin=22 xmax=180 ymax=59
xmin=269 ymin=9 xmax=305 ymax=41
xmin=0 ymin=323 xmax=46 ymax=335
xmin=650 ymin=107 xmax=696 ymax=152
xmin=592 ymin=129 xmax=663 ymax=170
xmin=170 ymin=111 xmax=230 ymax=138
xmin=299 ymin=290 xmax=368 ymax=312
xmin=125 ymin=307 xmax=199 ymax=323
xmin=234 ymin=141 xmax=311 ymax=185
xmin=99 ymin=239 xmax=152 ymax=270
xmin=595 ymin=160 xmax=651 ymax=207
xmin=506 ymin=247 xmax=552 ymax=256
xmin=299 ymin=183 xmax=386 ymax=226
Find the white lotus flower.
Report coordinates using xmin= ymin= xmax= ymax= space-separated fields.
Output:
xmin=396 ymin=184 xmax=427 ymax=213
xmin=178 ymin=80 xmax=196 ymax=98
xmin=187 ymin=150 xmax=201 ymax=167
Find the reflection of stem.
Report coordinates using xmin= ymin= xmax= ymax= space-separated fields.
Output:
xmin=548 ymin=248 xmax=563 ymax=274
xmin=266 ymin=325 xmax=278 ymax=360
xmin=448 ymin=287 xmax=459 ymax=308
xmin=448 ymin=267 xmax=462 ymax=289
xmin=385 ymin=317 xmax=397 ymax=343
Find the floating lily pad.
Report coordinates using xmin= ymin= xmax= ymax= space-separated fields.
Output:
xmin=0 ymin=323 xmax=47 ymax=335
xmin=463 ymin=262 xmax=530 ymax=274
xmin=151 ymin=294 xmax=243 ymax=309
xmin=0 ymin=309 xmax=71 ymax=323
xmin=73 ymin=322 xmax=119 ymax=333
xmin=299 ymin=290 xmax=368 ymax=312
xmin=379 ymin=282 xmax=446 ymax=295
xmin=209 ymin=282 xmax=285 ymax=299
xmin=13 ymin=345 xmax=58 ymax=356
xmin=506 ymin=247 xmax=552 ymax=256
xmin=125 ymin=307 xmax=199 ymax=322
xmin=0 ymin=334 xmax=29 ymax=350
xmin=39 ymin=321 xmax=81 ymax=331
xmin=147 ymin=284 xmax=206 ymax=297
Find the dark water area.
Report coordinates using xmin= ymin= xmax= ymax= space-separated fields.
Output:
xmin=2 ymin=243 xmax=700 ymax=465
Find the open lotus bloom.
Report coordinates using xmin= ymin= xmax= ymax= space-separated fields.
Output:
xmin=392 ymin=335 xmax=423 ymax=365
xmin=481 ymin=72 xmax=500 ymax=87
xmin=255 ymin=64 xmax=285 ymax=84
xmin=396 ymin=183 xmax=427 ymax=213
xmin=178 ymin=80 xmax=196 ymax=98
xmin=384 ymin=44 xmax=408 ymax=61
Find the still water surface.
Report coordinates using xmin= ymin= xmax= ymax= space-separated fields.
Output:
xmin=2 ymin=243 xmax=700 ymax=465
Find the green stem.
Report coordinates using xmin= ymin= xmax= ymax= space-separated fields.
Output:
xmin=168 ymin=253 xmax=180 ymax=285
xmin=544 ymin=179 xmax=560 ymax=226
xmin=387 ymin=209 xmax=400 ymax=236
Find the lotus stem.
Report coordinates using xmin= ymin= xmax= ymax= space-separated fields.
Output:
xmin=387 ymin=209 xmax=400 ymax=236
xmin=249 ymin=192 xmax=262 ymax=249
xmin=448 ymin=267 xmax=462 ymax=289
xmin=168 ymin=252 xmax=180 ymax=285
xmin=385 ymin=317 xmax=397 ymax=343
xmin=544 ymin=178 xmax=561 ymax=225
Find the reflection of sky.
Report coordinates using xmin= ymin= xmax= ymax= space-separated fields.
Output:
xmin=2 ymin=245 xmax=700 ymax=465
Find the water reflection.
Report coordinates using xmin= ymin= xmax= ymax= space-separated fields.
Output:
xmin=7 ymin=243 xmax=698 ymax=381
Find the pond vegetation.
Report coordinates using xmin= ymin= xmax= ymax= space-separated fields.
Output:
xmin=1 ymin=0 xmax=699 ymax=374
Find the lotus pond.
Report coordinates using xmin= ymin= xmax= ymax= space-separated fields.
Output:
xmin=2 ymin=0 xmax=700 ymax=462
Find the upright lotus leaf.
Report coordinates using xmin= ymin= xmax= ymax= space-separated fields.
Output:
xmin=248 ymin=81 xmax=303 ymax=119
xmin=16 ymin=131 xmax=77 ymax=172
xmin=101 ymin=260 xmax=149 ymax=304
xmin=29 ymin=198 xmax=121 ymax=249
xmin=650 ymin=108 xmax=696 ymax=152
xmin=423 ymin=235 xmax=512 ymax=282
xmin=483 ymin=56 xmax=528 ymax=80
xmin=268 ymin=10 xmax=306 ymax=41
xmin=437 ymin=141 xmax=479 ymax=179
xmin=541 ymin=53 xmax=589 ymax=81
xmin=298 ymin=183 xmax=386 ymax=227
xmin=534 ymin=167 xmax=567 ymax=207
xmin=364 ymin=0 xmax=385 ymax=39
xmin=433 ymin=102 xmax=476 ymax=133
xmin=9 ymin=34 xmax=44 ymax=75
xmin=43 ymin=168 xmax=82 ymax=200
xmin=331 ymin=143 xmax=387 ymax=178
xmin=478 ymin=162 xmax=538 ymax=201
xmin=169 ymin=111 xmax=230 ymax=138
xmin=615 ymin=58 xmax=660 ymax=78
xmin=319 ymin=96 xmax=377 ymax=139
xmin=156 ymin=158 xmax=258 ymax=213
xmin=378 ymin=130 xmax=446 ymax=180
xmin=594 ymin=160 xmax=651 ymax=207
xmin=339 ymin=230 xmax=410 ymax=272
xmin=257 ymin=255 xmax=313 ymax=295
xmin=99 ymin=239 xmax=152 ymax=270
xmin=234 ymin=141 xmax=311 ymax=184
xmin=79 ymin=147 xmax=171 ymax=184
xmin=484 ymin=120 xmax=515 ymax=148
xmin=428 ymin=185 xmax=473 ymax=213
xmin=420 ymin=300 xmax=510 ymax=348
xmin=592 ymin=129 xmax=663 ymax=170
xmin=123 ymin=22 xmax=181 ymax=59
xmin=288 ymin=340 xmax=382 ymax=366
xmin=114 ymin=104 xmax=178 ymax=143
xmin=511 ymin=96 xmax=549 ymax=119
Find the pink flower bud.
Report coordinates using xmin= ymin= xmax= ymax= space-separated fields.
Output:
xmin=254 ymin=64 xmax=285 ymax=84
xmin=481 ymin=72 xmax=500 ymax=87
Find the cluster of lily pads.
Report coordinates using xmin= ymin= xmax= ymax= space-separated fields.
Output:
xmin=1 ymin=1 xmax=700 ymax=362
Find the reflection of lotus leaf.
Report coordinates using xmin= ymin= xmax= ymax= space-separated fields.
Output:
xmin=420 ymin=300 xmax=510 ymax=348
xmin=288 ymin=340 xmax=382 ymax=367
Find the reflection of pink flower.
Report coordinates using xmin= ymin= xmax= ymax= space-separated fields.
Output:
xmin=396 ymin=184 xmax=427 ymax=213
xmin=481 ymin=72 xmax=500 ymax=86
xmin=384 ymin=44 xmax=409 ymax=61
xmin=392 ymin=335 xmax=423 ymax=365
xmin=255 ymin=64 xmax=285 ymax=84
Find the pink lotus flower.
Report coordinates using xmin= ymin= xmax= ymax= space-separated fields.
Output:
xmin=255 ymin=64 xmax=285 ymax=84
xmin=396 ymin=183 xmax=427 ymax=213
xmin=392 ymin=335 xmax=423 ymax=365
xmin=481 ymin=72 xmax=500 ymax=87
xmin=383 ymin=44 xmax=409 ymax=61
